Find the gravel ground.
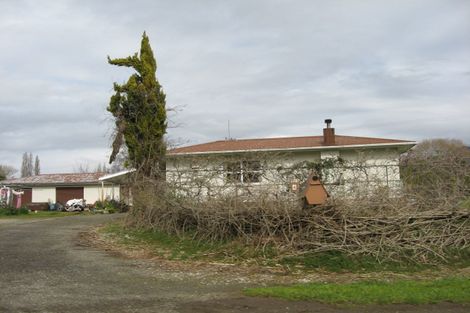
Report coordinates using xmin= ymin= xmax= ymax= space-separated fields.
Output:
xmin=0 ymin=214 xmax=468 ymax=313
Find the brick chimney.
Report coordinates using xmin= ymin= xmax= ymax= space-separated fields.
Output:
xmin=323 ymin=119 xmax=335 ymax=145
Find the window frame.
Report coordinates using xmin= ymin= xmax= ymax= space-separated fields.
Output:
xmin=225 ymin=160 xmax=262 ymax=184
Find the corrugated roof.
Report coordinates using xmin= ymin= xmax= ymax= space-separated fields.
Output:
xmin=169 ymin=135 xmax=415 ymax=155
xmin=1 ymin=172 xmax=106 ymax=186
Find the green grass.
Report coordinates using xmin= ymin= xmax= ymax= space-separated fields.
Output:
xmin=0 ymin=210 xmax=81 ymax=219
xmin=102 ymin=222 xmax=285 ymax=262
xmin=104 ymin=222 xmax=307 ymax=263
xmin=21 ymin=211 xmax=81 ymax=218
xmin=102 ymin=223 xmax=229 ymax=261
xmin=244 ymin=278 xmax=470 ymax=305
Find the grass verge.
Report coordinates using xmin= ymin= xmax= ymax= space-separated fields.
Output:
xmin=101 ymin=223 xmax=233 ymax=261
xmin=279 ymin=251 xmax=430 ymax=273
xmin=100 ymin=222 xmax=470 ymax=273
xmin=244 ymin=278 xmax=470 ymax=304
xmin=279 ymin=249 xmax=470 ymax=272
xmin=0 ymin=210 xmax=82 ymax=219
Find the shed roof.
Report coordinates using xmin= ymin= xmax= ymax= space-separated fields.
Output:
xmin=1 ymin=172 xmax=106 ymax=187
xmin=169 ymin=135 xmax=416 ymax=155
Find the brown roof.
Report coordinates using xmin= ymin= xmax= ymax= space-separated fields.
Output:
xmin=169 ymin=135 xmax=415 ymax=155
xmin=1 ymin=172 xmax=106 ymax=186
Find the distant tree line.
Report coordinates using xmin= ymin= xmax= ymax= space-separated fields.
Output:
xmin=20 ymin=152 xmax=40 ymax=177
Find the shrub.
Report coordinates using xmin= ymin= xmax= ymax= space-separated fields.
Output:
xmin=93 ymin=199 xmax=129 ymax=213
xmin=0 ymin=206 xmax=30 ymax=216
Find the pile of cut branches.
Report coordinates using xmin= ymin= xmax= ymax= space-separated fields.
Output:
xmin=128 ymin=186 xmax=469 ymax=264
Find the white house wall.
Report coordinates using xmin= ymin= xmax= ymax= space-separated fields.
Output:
xmin=84 ymin=185 xmax=120 ymax=204
xmin=166 ymin=147 xmax=405 ymax=198
xmin=32 ymin=187 xmax=56 ymax=203
xmin=321 ymin=150 xmax=340 ymax=160
xmin=280 ymin=151 xmax=321 ymax=167
xmin=339 ymin=149 xmax=401 ymax=184
xmin=30 ymin=185 xmax=120 ymax=204
xmin=339 ymin=149 xmax=400 ymax=165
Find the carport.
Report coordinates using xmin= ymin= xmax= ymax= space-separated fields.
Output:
xmin=98 ymin=169 xmax=135 ymax=206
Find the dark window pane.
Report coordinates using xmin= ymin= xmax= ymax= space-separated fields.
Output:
xmin=243 ymin=160 xmax=261 ymax=171
xmin=226 ymin=162 xmax=241 ymax=182
xmin=245 ymin=171 xmax=261 ymax=183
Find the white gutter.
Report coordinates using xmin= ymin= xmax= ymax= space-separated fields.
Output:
xmin=168 ymin=141 xmax=417 ymax=156
xmin=98 ymin=169 xmax=136 ymax=181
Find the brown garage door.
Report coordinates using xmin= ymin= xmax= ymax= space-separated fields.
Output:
xmin=56 ymin=187 xmax=84 ymax=204
xmin=22 ymin=188 xmax=32 ymax=205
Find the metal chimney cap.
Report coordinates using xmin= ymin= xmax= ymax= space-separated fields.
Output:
xmin=324 ymin=119 xmax=332 ymax=126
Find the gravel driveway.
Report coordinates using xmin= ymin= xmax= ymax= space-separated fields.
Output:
xmin=0 ymin=215 xmax=467 ymax=313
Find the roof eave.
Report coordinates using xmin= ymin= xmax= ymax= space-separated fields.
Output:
xmin=168 ymin=141 xmax=417 ymax=156
xmin=99 ymin=169 xmax=136 ymax=182
xmin=1 ymin=181 xmax=111 ymax=188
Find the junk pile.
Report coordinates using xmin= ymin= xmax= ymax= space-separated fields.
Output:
xmin=65 ymin=199 xmax=86 ymax=212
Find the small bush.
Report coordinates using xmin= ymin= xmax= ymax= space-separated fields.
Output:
xmin=18 ymin=207 xmax=29 ymax=215
xmin=93 ymin=199 xmax=129 ymax=213
xmin=0 ymin=206 xmax=30 ymax=216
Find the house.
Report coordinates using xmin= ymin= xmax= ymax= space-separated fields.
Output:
xmin=167 ymin=120 xmax=416 ymax=197
xmin=1 ymin=172 xmax=121 ymax=209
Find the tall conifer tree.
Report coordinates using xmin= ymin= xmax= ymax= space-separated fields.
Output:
xmin=107 ymin=32 xmax=167 ymax=178
xmin=34 ymin=155 xmax=40 ymax=176
xmin=21 ymin=152 xmax=33 ymax=177
xmin=21 ymin=152 xmax=28 ymax=177
xmin=28 ymin=153 xmax=33 ymax=176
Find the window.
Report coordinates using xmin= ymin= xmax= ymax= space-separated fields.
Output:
xmin=225 ymin=160 xmax=262 ymax=183
xmin=243 ymin=161 xmax=261 ymax=183
xmin=226 ymin=162 xmax=242 ymax=182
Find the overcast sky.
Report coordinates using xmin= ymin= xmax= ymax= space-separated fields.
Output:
xmin=0 ymin=0 xmax=469 ymax=174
